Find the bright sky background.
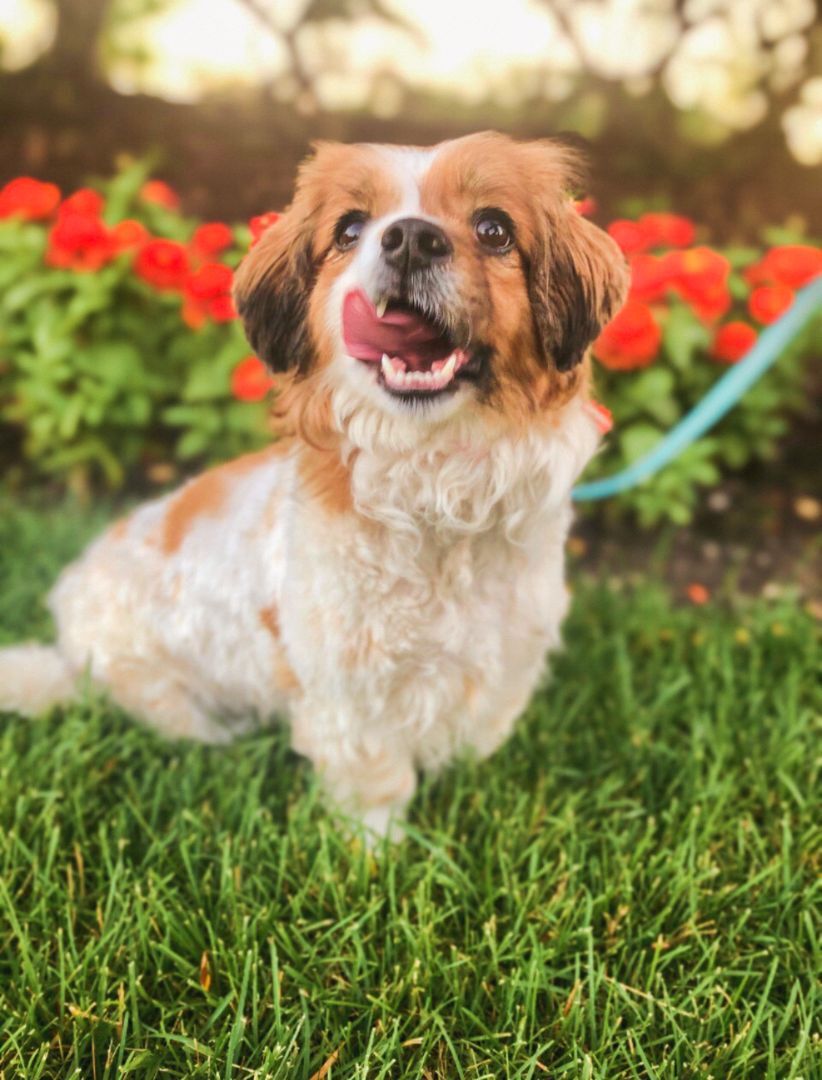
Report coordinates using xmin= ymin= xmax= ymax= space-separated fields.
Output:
xmin=0 ymin=0 xmax=819 ymax=162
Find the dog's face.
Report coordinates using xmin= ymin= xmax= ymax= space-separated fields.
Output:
xmin=234 ymin=132 xmax=627 ymax=436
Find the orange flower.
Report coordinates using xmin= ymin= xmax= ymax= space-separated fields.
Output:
xmin=0 ymin=177 xmax=61 ymax=220
xmin=59 ymin=188 xmax=104 ymax=218
xmin=665 ymin=247 xmax=731 ymax=323
xmin=110 ymin=219 xmax=149 ymax=252
xmin=607 ymin=219 xmax=649 ymax=255
xmin=249 ymin=211 xmax=280 ymax=245
xmin=638 ymin=212 xmax=695 ymax=249
xmin=191 ymin=222 xmax=234 ymax=259
xmin=628 ymin=254 xmax=670 ymax=303
xmin=182 ymin=262 xmax=235 ymax=327
xmin=139 ymin=179 xmax=180 ymax=210
xmin=758 ymin=245 xmax=822 ymax=289
xmin=231 ymin=356 xmax=273 ymax=401
xmin=607 ymin=213 xmax=696 ymax=255
xmin=748 ymin=284 xmax=794 ymax=325
xmin=584 ymin=399 xmax=614 ymax=433
xmin=686 ymin=583 xmax=710 ymax=605
xmin=592 ymin=300 xmax=661 ymax=370
xmin=45 ymin=212 xmax=115 ymax=271
xmin=185 ymin=262 xmax=233 ymax=298
xmin=134 ymin=238 xmax=190 ymax=290
xmin=711 ymin=322 xmax=757 ymax=364
xmin=572 ymin=196 xmax=598 ymax=217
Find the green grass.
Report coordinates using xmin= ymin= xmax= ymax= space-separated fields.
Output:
xmin=0 ymin=499 xmax=819 ymax=1079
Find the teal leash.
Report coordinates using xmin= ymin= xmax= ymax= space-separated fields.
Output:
xmin=572 ymin=275 xmax=822 ymax=502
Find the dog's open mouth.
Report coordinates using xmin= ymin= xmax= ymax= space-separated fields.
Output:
xmin=342 ymin=288 xmax=471 ymax=397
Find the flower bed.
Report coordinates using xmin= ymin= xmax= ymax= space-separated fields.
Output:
xmin=588 ymin=207 xmax=820 ymax=523
xmin=0 ymin=167 xmax=819 ymax=519
xmin=0 ymin=167 xmax=274 ymax=491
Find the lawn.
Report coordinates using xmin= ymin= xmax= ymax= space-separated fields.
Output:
xmin=0 ymin=499 xmax=819 ymax=1079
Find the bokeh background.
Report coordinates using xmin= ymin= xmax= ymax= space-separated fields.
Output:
xmin=2 ymin=0 xmax=820 ymax=229
xmin=0 ymin=0 xmax=820 ymax=596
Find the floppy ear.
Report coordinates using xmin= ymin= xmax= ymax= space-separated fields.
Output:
xmin=529 ymin=206 xmax=629 ymax=373
xmin=232 ymin=203 xmax=317 ymax=375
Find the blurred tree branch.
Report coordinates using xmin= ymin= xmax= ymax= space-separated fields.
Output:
xmin=235 ymin=0 xmax=421 ymax=110
xmin=234 ymin=0 xmax=317 ymax=107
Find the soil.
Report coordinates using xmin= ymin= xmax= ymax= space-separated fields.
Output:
xmin=573 ymin=415 xmax=822 ymax=611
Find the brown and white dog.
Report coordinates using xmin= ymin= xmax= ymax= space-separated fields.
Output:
xmin=0 ymin=132 xmax=627 ymax=836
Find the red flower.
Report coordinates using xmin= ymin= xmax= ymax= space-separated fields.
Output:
xmin=182 ymin=262 xmax=235 ymax=327
xmin=686 ymin=582 xmax=710 ymax=605
xmin=628 ymin=254 xmax=670 ymax=303
xmin=45 ymin=212 xmax=115 ymax=271
xmin=757 ymin=245 xmax=822 ymax=289
xmin=191 ymin=222 xmax=233 ymax=259
xmin=748 ymin=284 xmax=794 ymax=325
xmin=638 ymin=212 xmax=695 ymax=249
xmin=205 ymin=294 xmax=236 ymax=321
xmin=134 ymin=238 xmax=190 ymax=290
xmin=59 ymin=188 xmax=104 ymax=218
xmin=608 ymin=213 xmax=697 ymax=256
xmin=0 ymin=177 xmax=61 ymax=221
xmin=573 ymin=196 xmax=598 ymax=217
xmin=139 ymin=180 xmax=180 ymax=210
xmin=249 ymin=211 xmax=280 ymax=245
xmin=231 ymin=356 xmax=273 ymax=401
xmin=185 ymin=262 xmax=233 ymax=299
xmin=711 ymin=321 xmax=757 ymax=364
xmin=665 ymin=247 xmax=731 ymax=322
xmin=607 ymin=219 xmax=649 ymax=256
xmin=592 ymin=300 xmax=661 ymax=370
xmin=584 ymin=399 xmax=614 ymax=433
xmin=110 ymin=218 xmax=148 ymax=252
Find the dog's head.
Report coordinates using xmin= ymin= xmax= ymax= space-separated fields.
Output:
xmin=234 ymin=132 xmax=627 ymax=439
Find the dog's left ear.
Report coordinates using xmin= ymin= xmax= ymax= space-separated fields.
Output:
xmin=529 ymin=204 xmax=629 ymax=373
xmin=232 ymin=198 xmax=318 ymax=376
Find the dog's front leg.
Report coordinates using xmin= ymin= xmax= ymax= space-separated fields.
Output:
xmin=291 ymin=707 xmax=416 ymax=841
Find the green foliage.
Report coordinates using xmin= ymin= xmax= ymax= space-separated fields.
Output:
xmin=587 ymin=300 xmax=817 ymax=527
xmin=0 ymin=167 xmax=268 ymax=492
xmin=0 ymin=499 xmax=820 ymax=1077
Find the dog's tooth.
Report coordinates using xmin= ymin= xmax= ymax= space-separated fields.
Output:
xmin=375 ymin=298 xmax=388 ymax=319
xmin=441 ymin=354 xmax=457 ymax=382
xmin=381 ymin=353 xmax=393 ymax=381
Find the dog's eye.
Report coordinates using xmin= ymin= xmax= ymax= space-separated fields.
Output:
xmin=334 ymin=212 xmax=368 ymax=251
xmin=475 ymin=211 xmax=514 ymax=253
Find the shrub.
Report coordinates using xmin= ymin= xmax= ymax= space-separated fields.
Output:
xmin=0 ymin=163 xmax=271 ymax=492
xmin=586 ymin=210 xmax=820 ymax=524
xmin=0 ymin=169 xmax=819 ymax=521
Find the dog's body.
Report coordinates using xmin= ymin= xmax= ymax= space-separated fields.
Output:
xmin=0 ymin=133 xmax=627 ymax=834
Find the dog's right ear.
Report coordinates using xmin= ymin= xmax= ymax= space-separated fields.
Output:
xmin=232 ymin=202 xmax=318 ymax=376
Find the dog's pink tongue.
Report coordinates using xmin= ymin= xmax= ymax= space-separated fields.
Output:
xmin=342 ymin=289 xmax=451 ymax=371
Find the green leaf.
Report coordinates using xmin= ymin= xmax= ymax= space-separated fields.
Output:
xmin=662 ymin=305 xmax=711 ymax=370
xmin=620 ymin=422 xmax=662 ymax=464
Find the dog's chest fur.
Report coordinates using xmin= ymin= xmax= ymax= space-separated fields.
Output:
xmin=270 ymin=408 xmax=595 ymax=765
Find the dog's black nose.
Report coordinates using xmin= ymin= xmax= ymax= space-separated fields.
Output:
xmin=380 ymin=217 xmax=453 ymax=269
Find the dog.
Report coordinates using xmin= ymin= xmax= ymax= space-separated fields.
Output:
xmin=0 ymin=132 xmax=627 ymax=836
